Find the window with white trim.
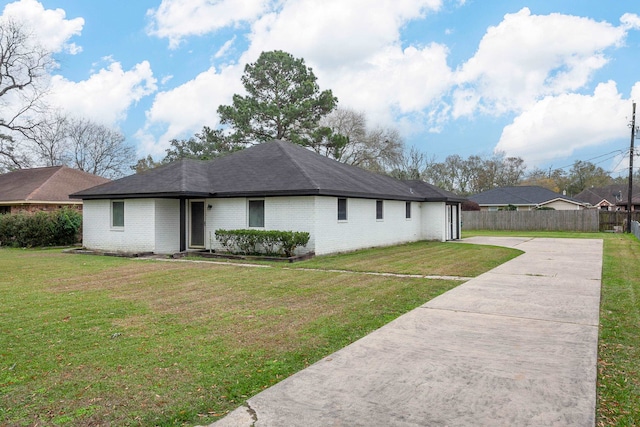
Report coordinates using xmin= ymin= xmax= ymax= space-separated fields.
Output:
xmin=376 ymin=200 xmax=383 ymax=220
xmin=248 ymin=200 xmax=265 ymax=227
xmin=337 ymin=198 xmax=347 ymax=221
xmin=111 ymin=200 xmax=124 ymax=228
xmin=406 ymin=201 xmax=411 ymax=219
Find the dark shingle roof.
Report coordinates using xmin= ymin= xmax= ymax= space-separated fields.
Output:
xmin=403 ymin=180 xmax=466 ymax=203
xmin=469 ymin=186 xmax=582 ymax=207
xmin=572 ymin=184 xmax=640 ymax=206
xmin=73 ymin=140 xmax=462 ymax=203
xmin=0 ymin=166 xmax=110 ymax=203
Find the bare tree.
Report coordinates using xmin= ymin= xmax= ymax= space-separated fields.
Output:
xmin=0 ymin=20 xmax=52 ymax=167
xmin=66 ymin=117 xmax=134 ymax=178
xmin=26 ymin=111 xmax=69 ymax=166
xmin=320 ymin=108 xmax=404 ymax=173
xmin=389 ymin=145 xmax=432 ymax=180
xmin=424 ymin=152 xmax=527 ymax=195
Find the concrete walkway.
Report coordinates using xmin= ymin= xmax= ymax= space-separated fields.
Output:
xmin=209 ymin=237 xmax=603 ymax=427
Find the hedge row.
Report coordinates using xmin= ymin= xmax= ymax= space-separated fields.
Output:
xmin=0 ymin=208 xmax=82 ymax=248
xmin=214 ymin=229 xmax=310 ymax=257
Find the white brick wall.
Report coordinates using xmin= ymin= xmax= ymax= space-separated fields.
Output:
xmin=204 ymin=197 xmax=316 ymax=254
xmin=421 ymin=201 xmax=446 ymax=241
xmin=83 ymin=199 xmax=156 ymax=253
xmin=83 ymin=196 xmax=460 ymax=255
xmin=154 ymin=199 xmax=180 ymax=254
xmin=313 ymin=197 xmax=422 ymax=255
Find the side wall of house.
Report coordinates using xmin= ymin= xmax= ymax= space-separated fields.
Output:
xmin=421 ymin=201 xmax=446 ymax=241
xmin=83 ymin=199 xmax=156 ymax=253
xmin=313 ymin=197 xmax=422 ymax=255
xmin=543 ymin=200 xmax=583 ymax=210
xmin=154 ymin=199 xmax=181 ymax=254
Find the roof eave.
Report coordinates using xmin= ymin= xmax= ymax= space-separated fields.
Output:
xmin=72 ymin=191 xmax=212 ymax=200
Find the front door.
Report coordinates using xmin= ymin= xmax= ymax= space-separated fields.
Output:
xmin=446 ymin=203 xmax=460 ymax=240
xmin=190 ymin=200 xmax=205 ymax=248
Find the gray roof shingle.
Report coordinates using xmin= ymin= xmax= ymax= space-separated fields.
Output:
xmin=0 ymin=166 xmax=110 ymax=203
xmin=469 ymin=186 xmax=582 ymax=206
xmin=73 ymin=140 xmax=463 ymax=203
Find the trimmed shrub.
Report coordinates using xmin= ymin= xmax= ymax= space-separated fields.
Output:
xmin=0 ymin=208 xmax=82 ymax=248
xmin=461 ymin=200 xmax=480 ymax=211
xmin=214 ymin=229 xmax=310 ymax=257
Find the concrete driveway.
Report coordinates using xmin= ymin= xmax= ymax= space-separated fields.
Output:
xmin=209 ymin=237 xmax=603 ymax=427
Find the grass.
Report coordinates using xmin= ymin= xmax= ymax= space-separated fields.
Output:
xmin=0 ymin=241 xmax=519 ymax=427
xmin=464 ymin=230 xmax=640 ymax=426
xmin=292 ymin=240 xmax=520 ymax=277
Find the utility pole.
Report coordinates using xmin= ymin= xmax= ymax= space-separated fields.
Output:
xmin=627 ymin=102 xmax=637 ymax=233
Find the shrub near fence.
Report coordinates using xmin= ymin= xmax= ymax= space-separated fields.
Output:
xmin=462 ymin=210 xmax=600 ymax=232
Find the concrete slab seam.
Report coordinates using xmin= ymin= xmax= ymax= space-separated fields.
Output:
xmin=421 ymin=306 xmax=601 ymax=327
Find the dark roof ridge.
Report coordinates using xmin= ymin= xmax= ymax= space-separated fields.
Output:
xmin=273 ymin=140 xmax=320 ymax=190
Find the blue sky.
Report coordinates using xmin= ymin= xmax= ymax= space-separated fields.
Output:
xmin=2 ymin=0 xmax=640 ymax=176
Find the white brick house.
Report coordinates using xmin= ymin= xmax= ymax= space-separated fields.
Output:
xmin=73 ymin=141 xmax=464 ymax=255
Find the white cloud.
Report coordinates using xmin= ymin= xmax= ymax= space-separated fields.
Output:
xmin=214 ymin=36 xmax=236 ymax=59
xmin=138 ymin=65 xmax=243 ymax=156
xmin=49 ymin=61 xmax=157 ymax=126
xmin=621 ymin=13 xmax=640 ymax=30
xmin=236 ymin=0 xmax=446 ymax=130
xmin=137 ymin=0 xmax=446 ymax=153
xmin=244 ymin=0 xmax=442 ymax=67
xmin=1 ymin=0 xmax=84 ymax=54
xmin=147 ymin=0 xmax=270 ymax=49
xmin=453 ymin=7 xmax=627 ymax=118
xmin=325 ymin=43 xmax=452 ymax=128
xmin=495 ymin=81 xmax=636 ymax=165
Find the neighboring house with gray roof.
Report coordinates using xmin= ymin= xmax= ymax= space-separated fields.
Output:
xmin=468 ymin=186 xmax=584 ymax=211
xmin=573 ymin=184 xmax=640 ymax=211
xmin=72 ymin=140 xmax=465 ymax=255
xmin=0 ymin=166 xmax=110 ymax=214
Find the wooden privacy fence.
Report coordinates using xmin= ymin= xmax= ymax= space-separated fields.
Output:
xmin=598 ymin=211 xmax=640 ymax=232
xmin=462 ymin=210 xmax=600 ymax=232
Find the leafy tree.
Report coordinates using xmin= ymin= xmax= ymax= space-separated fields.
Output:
xmin=218 ymin=50 xmax=338 ymax=147
xmin=565 ymin=160 xmax=613 ymax=196
xmin=0 ymin=20 xmax=53 ymax=168
xmin=163 ymin=126 xmax=242 ymax=162
xmin=131 ymin=155 xmax=160 ymax=174
xmin=521 ymin=167 xmax=567 ymax=192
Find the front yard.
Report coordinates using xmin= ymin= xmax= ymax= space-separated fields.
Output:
xmin=1 ymin=234 xmax=637 ymax=426
xmin=0 ymin=241 xmax=517 ymax=427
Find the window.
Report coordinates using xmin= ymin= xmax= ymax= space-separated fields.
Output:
xmin=337 ymin=198 xmax=347 ymax=221
xmin=0 ymin=206 xmax=10 ymax=215
xmin=248 ymin=200 xmax=265 ymax=227
xmin=376 ymin=200 xmax=383 ymax=220
xmin=406 ymin=201 xmax=411 ymax=219
xmin=111 ymin=200 xmax=124 ymax=227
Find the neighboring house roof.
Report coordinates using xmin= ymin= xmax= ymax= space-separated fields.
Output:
xmin=0 ymin=166 xmax=110 ymax=204
xmin=73 ymin=140 xmax=464 ymax=203
xmin=468 ymin=186 xmax=583 ymax=207
xmin=574 ymin=184 xmax=640 ymax=207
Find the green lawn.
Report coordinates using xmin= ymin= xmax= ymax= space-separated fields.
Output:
xmin=0 ymin=241 xmax=519 ymax=427
xmin=464 ymin=230 xmax=640 ymax=426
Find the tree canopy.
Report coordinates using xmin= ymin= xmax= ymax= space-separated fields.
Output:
xmin=217 ymin=50 xmax=338 ymax=147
